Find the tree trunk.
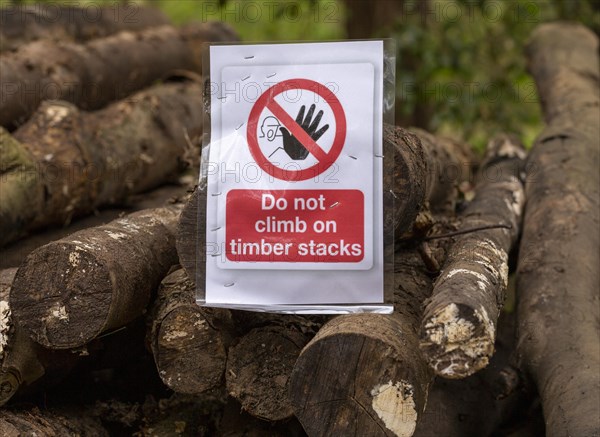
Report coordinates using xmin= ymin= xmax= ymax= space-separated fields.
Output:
xmin=0 ymin=407 xmax=108 ymax=435
xmin=343 ymin=0 xmax=401 ymax=39
xmin=516 ymin=22 xmax=600 ymax=437
xmin=0 ymin=22 xmax=237 ymax=128
xmin=0 ymin=4 xmax=170 ymax=52
xmin=288 ymin=250 xmax=435 ymax=437
xmin=419 ymin=134 xmax=526 ymax=378
xmin=9 ymin=205 xmax=181 ymax=349
xmin=147 ymin=268 xmax=234 ymax=395
xmin=0 ymin=81 xmax=202 ymax=246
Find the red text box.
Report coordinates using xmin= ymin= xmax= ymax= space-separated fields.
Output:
xmin=226 ymin=189 xmax=364 ymax=263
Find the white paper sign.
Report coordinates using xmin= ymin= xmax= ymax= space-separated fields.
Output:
xmin=205 ymin=41 xmax=386 ymax=312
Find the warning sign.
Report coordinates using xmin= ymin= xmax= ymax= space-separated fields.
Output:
xmin=205 ymin=41 xmax=385 ymax=308
xmin=226 ymin=190 xmax=364 ymax=262
xmin=247 ymin=79 xmax=346 ymax=181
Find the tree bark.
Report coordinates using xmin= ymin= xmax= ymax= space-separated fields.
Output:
xmin=226 ymin=324 xmax=315 ymax=422
xmin=343 ymin=0 xmax=401 ymax=39
xmin=385 ymin=126 xmax=473 ymax=239
xmin=176 ymin=187 xmax=204 ymax=283
xmin=0 ymin=184 xmax=188 ymax=269
xmin=414 ymin=312 xmax=537 ymax=437
xmin=0 ymin=4 xmax=170 ymax=52
xmin=9 ymin=205 xmax=181 ymax=349
xmin=419 ymin=134 xmax=526 ymax=378
xmin=0 ymin=21 xmax=237 ymax=128
xmin=516 ymin=22 xmax=600 ymax=437
xmin=0 ymin=81 xmax=203 ymax=246
xmin=0 ymin=268 xmax=43 ymax=406
xmin=0 ymin=407 xmax=108 ymax=436
xmin=147 ymin=268 xmax=234 ymax=395
xmin=288 ymin=250 xmax=435 ymax=437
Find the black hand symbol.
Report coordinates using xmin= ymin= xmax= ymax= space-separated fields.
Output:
xmin=280 ymin=104 xmax=329 ymax=160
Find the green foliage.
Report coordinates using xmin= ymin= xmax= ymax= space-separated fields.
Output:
xmin=156 ymin=0 xmax=345 ymax=41
xmin=391 ymin=0 xmax=599 ymax=149
xmin=156 ymin=0 xmax=597 ymax=149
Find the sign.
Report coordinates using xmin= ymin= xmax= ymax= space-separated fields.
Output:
xmin=205 ymin=41 xmax=385 ymax=310
xmin=247 ymin=79 xmax=346 ymax=181
xmin=226 ymin=189 xmax=364 ymax=263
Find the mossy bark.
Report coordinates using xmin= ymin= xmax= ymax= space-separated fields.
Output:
xmin=0 ymin=81 xmax=203 ymax=247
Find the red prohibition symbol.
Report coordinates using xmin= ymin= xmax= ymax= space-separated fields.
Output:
xmin=247 ymin=78 xmax=347 ymax=181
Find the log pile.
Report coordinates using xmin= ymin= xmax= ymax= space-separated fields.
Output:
xmin=0 ymin=9 xmax=596 ymax=437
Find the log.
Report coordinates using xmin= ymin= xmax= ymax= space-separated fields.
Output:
xmin=516 ymin=22 xmax=600 ymax=437
xmin=0 ymin=21 xmax=237 ymax=128
xmin=0 ymin=268 xmax=42 ymax=406
xmin=148 ymin=268 xmax=234 ymax=395
xmin=0 ymin=4 xmax=170 ymax=52
xmin=226 ymin=324 xmax=312 ymax=422
xmin=1 ymin=268 xmax=159 ymax=406
xmin=0 ymin=184 xmax=188 ymax=269
xmin=0 ymin=81 xmax=202 ymax=246
xmin=419 ymin=134 xmax=526 ymax=378
xmin=0 ymin=407 xmax=108 ymax=436
xmin=288 ymin=249 xmax=436 ymax=437
xmin=414 ymin=312 xmax=538 ymax=437
xmin=385 ymin=126 xmax=473 ymax=237
xmin=9 ymin=205 xmax=181 ymax=349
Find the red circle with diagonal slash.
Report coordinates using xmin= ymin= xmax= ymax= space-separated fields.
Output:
xmin=247 ymin=78 xmax=346 ymax=181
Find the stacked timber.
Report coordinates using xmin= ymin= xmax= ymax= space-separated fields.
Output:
xmin=0 ymin=10 xmax=596 ymax=437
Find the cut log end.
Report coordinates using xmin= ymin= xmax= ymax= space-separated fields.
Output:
xmin=156 ymin=305 xmax=227 ymax=394
xmin=420 ymin=302 xmax=495 ymax=379
xmin=11 ymin=243 xmax=112 ymax=349
xmin=289 ymin=314 xmax=429 ymax=437
xmin=227 ymin=326 xmax=308 ymax=422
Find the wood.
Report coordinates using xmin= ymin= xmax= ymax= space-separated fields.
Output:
xmin=226 ymin=324 xmax=312 ymax=422
xmin=0 ymin=407 xmax=108 ymax=436
xmin=0 ymin=81 xmax=202 ymax=246
xmin=385 ymin=126 xmax=473 ymax=238
xmin=516 ymin=22 xmax=600 ymax=437
xmin=0 ymin=268 xmax=42 ymax=406
xmin=420 ymin=134 xmax=526 ymax=378
xmin=0 ymin=4 xmax=170 ymax=52
xmin=0 ymin=21 xmax=237 ymax=128
xmin=289 ymin=250 xmax=435 ymax=437
xmin=9 ymin=205 xmax=181 ymax=349
xmin=414 ymin=312 xmax=537 ymax=436
xmin=343 ymin=0 xmax=400 ymax=39
xmin=0 ymin=184 xmax=188 ymax=269
xmin=176 ymin=187 xmax=204 ymax=283
xmin=148 ymin=268 xmax=234 ymax=395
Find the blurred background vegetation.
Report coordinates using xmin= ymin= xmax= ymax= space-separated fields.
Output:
xmin=4 ymin=0 xmax=599 ymax=150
